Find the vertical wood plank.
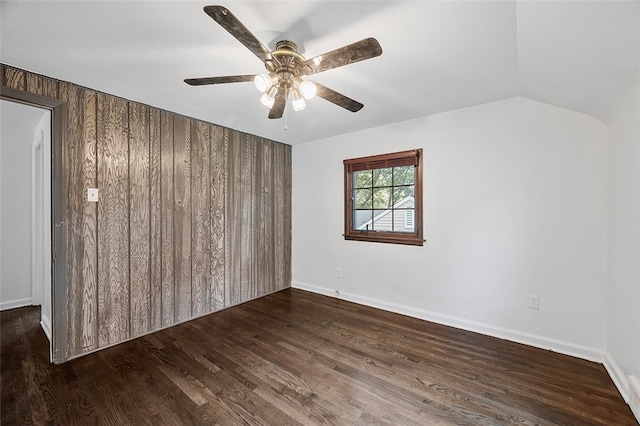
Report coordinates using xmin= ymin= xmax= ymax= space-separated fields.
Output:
xmin=191 ymin=120 xmax=211 ymax=317
xmin=251 ymin=137 xmax=265 ymax=299
xmin=222 ymin=128 xmax=232 ymax=308
xmin=173 ymin=115 xmax=192 ymax=322
xmin=273 ymin=142 xmax=286 ymax=291
xmin=0 ymin=64 xmax=6 ymax=85
xmin=97 ymin=94 xmax=130 ymax=346
xmin=61 ymin=82 xmax=83 ymax=355
xmin=3 ymin=66 xmax=26 ymax=90
xmin=59 ymin=83 xmax=98 ymax=355
xmin=26 ymin=74 xmax=59 ymax=98
xmin=160 ymin=111 xmax=175 ymax=327
xmin=210 ymin=125 xmax=225 ymax=310
xmin=250 ymin=137 xmax=259 ymax=298
xmin=129 ymin=102 xmax=151 ymax=338
xmin=149 ymin=109 xmax=162 ymax=330
xmin=240 ymin=134 xmax=255 ymax=301
xmin=283 ymin=144 xmax=292 ymax=289
xmin=80 ymin=89 xmax=99 ymax=350
xmin=225 ymin=130 xmax=242 ymax=306
xmin=259 ymin=140 xmax=275 ymax=295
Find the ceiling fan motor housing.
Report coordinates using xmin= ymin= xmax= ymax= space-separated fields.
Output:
xmin=268 ymin=40 xmax=308 ymax=88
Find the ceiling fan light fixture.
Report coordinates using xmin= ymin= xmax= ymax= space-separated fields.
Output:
xmin=299 ymin=80 xmax=317 ymax=99
xmin=254 ymin=73 xmax=273 ymax=93
xmin=260 ymin=85 xmax=278 ymax=109
xmin=292 ymin=88 xmax=306 ymax=111
xmin=186 ymin=6 xmax=383 ymax=119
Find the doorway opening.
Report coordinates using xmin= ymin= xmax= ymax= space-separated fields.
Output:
xmin=0 ymin=99 xmax=52 ymax=359
xmin=1 ymin=87 xmax=68 ymax=364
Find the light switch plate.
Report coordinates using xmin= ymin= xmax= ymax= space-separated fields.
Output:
xmin=87 ymin=188 xmax=99 ymax=202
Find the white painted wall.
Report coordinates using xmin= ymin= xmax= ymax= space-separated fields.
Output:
xmin=605 ymin=78 xmax=640 ymax=402
xmin=292 ymin=97 xmax=608 ymax=360
xmin=0 ymin=101 xmax=48 ymax=311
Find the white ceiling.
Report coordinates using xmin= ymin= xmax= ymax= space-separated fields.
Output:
xmin=1 ymin=1 xmax=638 ymax=145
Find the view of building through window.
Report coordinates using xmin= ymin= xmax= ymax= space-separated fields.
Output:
xmin=353 ymin=166 xmax=415 ymax=232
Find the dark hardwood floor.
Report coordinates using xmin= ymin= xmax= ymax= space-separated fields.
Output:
xmin=1 ymin=288 xmax=636 ymax=425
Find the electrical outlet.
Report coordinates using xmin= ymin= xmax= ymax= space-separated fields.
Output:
xmin=528 ymin=295 xmax=539 ymax=310
xmin=332 ymin=267 xmax=343 ymax=279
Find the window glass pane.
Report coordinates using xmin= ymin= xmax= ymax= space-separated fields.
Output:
xmin=373 ymin=187 xmax=392 ymax=209
xmin=354 ymin=188 xmax=372 ymax=209
xmin=354 ymin=170 xmax=372 ymax=188
xmin=373 ymin=167 xmax=393 ymax=187
xmin=393 ymin=166 xmax=414 ymax=185
xmin=390 ymin=209 xmax=415 ymax=232
xmin=371 ymin=208 xmax=392 ymax=231
xmin=391 ymin=210 xmax=401 ymax=232
xmin=393 ymin=185 xmax=414 ymax=205
xmin=354 ymin=210 xmax=373 ymax=230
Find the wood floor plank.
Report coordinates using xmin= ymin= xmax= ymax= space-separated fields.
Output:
xmin=2 ymin=290 xmax=637 ymax=425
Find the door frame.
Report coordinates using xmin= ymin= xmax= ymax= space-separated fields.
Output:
xmin=1 ymin=86 xmax=68 ymax=363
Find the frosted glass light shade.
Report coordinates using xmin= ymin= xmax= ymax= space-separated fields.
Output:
xmin=260 ymin=86 xmax=278 ymax=108
xmin=254 ymin=74 xmax=272 ymax=93
xmin=292 ymin=89 xmax=306 ymax=111
xmin=299 ymin=80 xmax=317 ymax=99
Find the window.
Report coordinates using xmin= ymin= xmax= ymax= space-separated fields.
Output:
xmin=343 ymin=149 xmax=423 ymax=246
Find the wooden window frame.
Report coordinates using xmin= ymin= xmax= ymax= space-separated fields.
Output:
xmin=343 ymin=149 xmax=424 ymax=246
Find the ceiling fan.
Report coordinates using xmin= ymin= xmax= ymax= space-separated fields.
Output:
xmin=185 ymin=5 xmax=383 ymax=119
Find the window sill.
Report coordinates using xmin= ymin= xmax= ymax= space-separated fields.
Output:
xmin=343 ymin=233 xmax=424 ymax=246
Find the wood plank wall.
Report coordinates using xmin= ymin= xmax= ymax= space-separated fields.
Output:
xmin=1 ymin=64 xmax=292 ymax=360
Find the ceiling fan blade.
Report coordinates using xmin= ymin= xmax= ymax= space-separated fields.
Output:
xmin=297 ymin=37 xmax=382 ymax=76
xmin=314 ymin=83 xmax=364 ymax=112
xmin=269 ymin=87 xmax=287 ymax=119
xmin=184 ymin=75 xmax=256 ymax=86
xmin=204 ymin=6 xmax=272 ymax=63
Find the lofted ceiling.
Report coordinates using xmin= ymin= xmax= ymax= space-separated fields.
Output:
xmin=1 ymin=1 xmax=638 ymax=145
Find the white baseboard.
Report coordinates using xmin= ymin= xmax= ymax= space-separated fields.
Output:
xmin=0 ymin=297 xmax=33 ymax=311
xmin=292 ymin=281 xmax=603 ymax=362
xmin=629 ymin=375 xmax=640 ymax=423
xmin=603 ymin=352 xmax=630 ymax=402
xmin=603 ymin=355 xmax=640 ymax=424
xmin=40 ymin=315 xmax=52 ymax=342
